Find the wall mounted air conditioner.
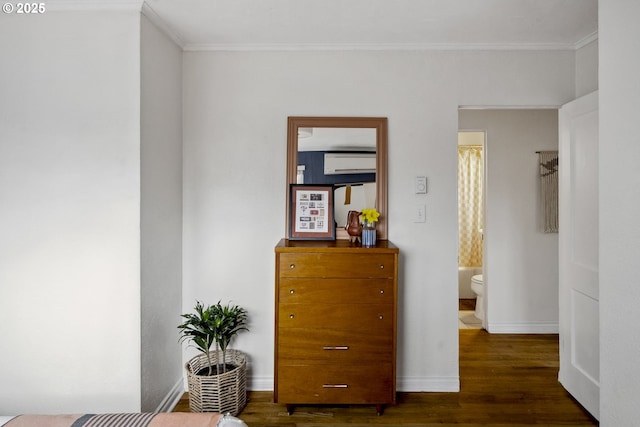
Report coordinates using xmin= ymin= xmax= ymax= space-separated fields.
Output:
xmin=324 ymin=153 xmax=376 ymax=175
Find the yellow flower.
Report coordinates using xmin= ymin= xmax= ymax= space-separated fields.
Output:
xmin=359 ymin=208 xmax=380 ymax=224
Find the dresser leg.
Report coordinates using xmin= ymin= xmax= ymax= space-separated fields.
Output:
xmin=376 ymin=404 xmax=384 ymax=416
xmin=286 ymin=404 xmax=294 ymax=415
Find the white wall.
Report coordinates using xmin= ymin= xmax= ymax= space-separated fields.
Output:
xmin=599 ymin=1 xmax=640 ymax=425
xmin=459 ymin=109 xmax=559 ymax=333
xmin=182 ymin=49 xmax=575 ymax=391
xmin=0 ymin=11 xmax=142 ymax=413
xmin=140 ymin=15 xmax=183 ymax=412
xmin=576 ymin=39 xmax=599 ymax=97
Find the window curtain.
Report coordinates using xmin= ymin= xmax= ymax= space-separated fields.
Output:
xmin=458 ymin=146 xmax=483 ymax=267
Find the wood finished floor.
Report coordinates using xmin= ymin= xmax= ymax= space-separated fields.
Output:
xmin=174 ymin=330 xmax=598 ymax=426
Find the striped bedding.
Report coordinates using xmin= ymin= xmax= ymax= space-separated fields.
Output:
xmin=0 ymin=413 xmax=247 ymax=427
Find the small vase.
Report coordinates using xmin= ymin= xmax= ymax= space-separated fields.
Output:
xmin=345 ymin=210 xmax=363 ymax=243
xmin=362 ymin=221 xmax=377 ymax=247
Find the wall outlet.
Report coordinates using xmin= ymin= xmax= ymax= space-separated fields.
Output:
xmin=414 ymin=204 xmax=426 ymax=223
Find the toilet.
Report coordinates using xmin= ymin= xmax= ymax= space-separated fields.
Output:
xmin=470 ymin=274 xmax=484 ymax=321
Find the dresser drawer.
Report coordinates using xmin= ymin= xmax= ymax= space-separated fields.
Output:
xmin=278 ymin=303 xmax=393 ymax=331
xmin=277 ymin=363 xmax=394 ymax=404
xmin=278 ymin=327 xmax=393 ymax=363
xmin=279 ymin=253 xmax=394 ymax=278
xmin=279 ymin=278 xmax=394 ymax=304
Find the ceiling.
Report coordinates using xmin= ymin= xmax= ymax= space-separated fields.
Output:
xmin=141 ymin=0 xmax=598 ymax=51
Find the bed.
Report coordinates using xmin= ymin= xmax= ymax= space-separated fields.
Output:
xmin=0 ymin=412 xmax=247 ymax=427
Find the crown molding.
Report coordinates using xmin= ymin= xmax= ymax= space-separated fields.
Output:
xmin=459 ymin=105 xmax=562 ymax=110
xmin=45 ymin=0 xmax=144 ymax=11
xmin=141 ymin=2 xmax=186 ymax=48
xmin=183 ymin=41 xmax=583 ymax=52
xmin=575 ymin=31 xmax=599 ymax=49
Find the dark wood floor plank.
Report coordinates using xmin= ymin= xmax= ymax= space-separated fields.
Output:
xmin=174 ymin=329 xmax=598 ymax=426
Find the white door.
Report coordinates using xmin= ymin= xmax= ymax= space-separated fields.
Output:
xmin=558 ymin=91 xmax=599 ymax=420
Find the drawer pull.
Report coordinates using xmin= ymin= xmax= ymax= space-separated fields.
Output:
xmin=289 ymin=263 xmax=295 ymax=269
xmin=322 ymin=346 xmax=349 ymax=351
xmin=289 ymin=314 xmax=295 ymax=319
xmin=379 ymin=264 xmax=384 ymax=269
xmin=323 ymin=384 xmax=348 ymax=388
xmin=380 ymin=289 xmax=384 ymax=294
xmin=379 ymin=315 xmax=384 ymax=320
xmin=289 ymin=289 xmax=295 ymax=294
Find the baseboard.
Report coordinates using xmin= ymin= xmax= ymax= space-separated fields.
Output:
xmin=249 ymin=376 xmax=274 ymax=391
xmin=155 ymin=378 xmax=186 ymax=413
xmin=488 ymin=321 xmax=559 ymax=334
xmin=397 ymin=376 xmax=460 ymax=392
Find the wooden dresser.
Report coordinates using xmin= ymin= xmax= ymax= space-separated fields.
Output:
xmin=274 ymin=239 xmax=399 ymax=415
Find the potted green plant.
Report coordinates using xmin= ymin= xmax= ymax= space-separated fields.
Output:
xmin=178 ymin=300 xmax=249 ymax=415
xmin=210 ymin=301 xmax=248 ymax=374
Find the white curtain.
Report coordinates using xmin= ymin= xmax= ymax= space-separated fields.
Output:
xmin=458 ymin=146 xmax=483 ymax=267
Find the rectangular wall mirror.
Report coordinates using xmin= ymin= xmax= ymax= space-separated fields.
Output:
xmin=286 ymin=117 xmax=388 ymax=240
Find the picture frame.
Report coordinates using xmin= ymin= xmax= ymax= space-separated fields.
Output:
xmin=289 ymin=184 xmax=336 ymax=240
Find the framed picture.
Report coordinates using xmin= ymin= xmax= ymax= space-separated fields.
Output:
xmin=289 ymin=184 xmax=336 ymax=240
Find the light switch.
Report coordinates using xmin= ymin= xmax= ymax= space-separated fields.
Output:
xmin=415 ymin=176 xmax=427 ymax=194
xmin=414 ymin=204 xmax=426 ymax=223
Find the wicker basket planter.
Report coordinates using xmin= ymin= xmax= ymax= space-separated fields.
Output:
xmin=186 ymin=349 xmax=247 ymax=416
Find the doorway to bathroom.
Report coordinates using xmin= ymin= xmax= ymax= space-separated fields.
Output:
xmin=457 ymin=131 xmax=485 ymax=330
xmin=458 ymin=108 xmax=560 ymax=336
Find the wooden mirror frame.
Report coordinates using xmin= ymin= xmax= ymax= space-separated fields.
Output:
xmin=286 ymin=116 xmax=388 ymax=240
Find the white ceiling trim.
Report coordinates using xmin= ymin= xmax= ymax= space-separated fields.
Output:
xmin=183 ymin=41 xmax=582 ymax=53
xmin=141 ymin=2 xmax=185 ymax=48
xmin=575 ymin=31 xmax=599 ymax=49
xmin=459 ymin=105 xmax=562 ymax=110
